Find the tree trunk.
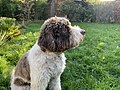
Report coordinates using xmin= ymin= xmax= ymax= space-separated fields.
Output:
xmin=48 ymin=0 xmax=56 ymax=17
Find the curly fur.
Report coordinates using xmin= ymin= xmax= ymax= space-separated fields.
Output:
xmin=11 ymin=16 xmax=85 ymax=90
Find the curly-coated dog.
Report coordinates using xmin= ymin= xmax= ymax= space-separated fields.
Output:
xmin=11 ymin=16 xmax=85 ymax=90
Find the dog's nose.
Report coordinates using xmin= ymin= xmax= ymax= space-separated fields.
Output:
xmin=80 ymin=30 xmax=86 ymax=35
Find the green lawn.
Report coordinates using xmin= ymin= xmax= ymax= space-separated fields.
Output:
xmin=0 ymin=22 xmax=120 ymax=90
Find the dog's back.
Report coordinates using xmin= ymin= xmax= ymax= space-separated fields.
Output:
xmin=11 ymin=52 xmax=31 ymax=90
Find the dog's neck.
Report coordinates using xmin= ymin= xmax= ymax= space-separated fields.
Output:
xmin=31 ymin=41 xmax=63 ymax=57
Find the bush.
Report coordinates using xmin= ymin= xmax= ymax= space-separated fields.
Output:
xmin=35 ymin=1 xmax=48 ymax=20
xmin=0 ymin=17 xmax=20 ymax=45
xmin=0 ymin=0 xmax=17 ymax=18
xmin=59 ymin=0 xmax=94 ymax=22
xmin=0 ymin=57 xmax=13 ymax=90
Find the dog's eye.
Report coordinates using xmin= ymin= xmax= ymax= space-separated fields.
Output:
xmin=62 ymin=27 xmax=68 ymax=33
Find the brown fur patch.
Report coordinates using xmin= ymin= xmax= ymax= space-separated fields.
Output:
xmin=14 ymin=52 xmax=30 ymax=86
xmin=14 ymin=78 xmax=30 ymax=86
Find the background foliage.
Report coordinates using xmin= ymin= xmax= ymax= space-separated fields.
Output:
xmin=0 ymin=0 xmax=120 ymax=23
xmin=59 ymin=0 xmax=94 ymax=22
xmin=0 ymin=17 xmax=20 ymax=46
xmin=35 ymin=0 xmax=48 ymax=20
xmin=0 ymin=0 xmax=17 ymax=18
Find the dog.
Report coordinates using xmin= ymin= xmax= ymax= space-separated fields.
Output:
xmin=11 ymin=16 xmax=85 ymax=90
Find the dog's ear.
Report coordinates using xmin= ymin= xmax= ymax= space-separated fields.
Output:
xmin=52 ymin=23 xmax=71 ymax=52
xmin=38 ymin=23 xmax=56 ymax=52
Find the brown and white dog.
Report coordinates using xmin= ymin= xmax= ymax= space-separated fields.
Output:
xmin=11 ymin=16 xmax=85 ymax=90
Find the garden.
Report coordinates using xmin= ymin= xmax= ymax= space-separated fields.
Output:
xmin=0 ymin=0 xmax=120 ymax=90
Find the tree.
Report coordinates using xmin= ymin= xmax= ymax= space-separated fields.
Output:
xmin=48 ymin=0 xmax=56 ymax=17
xmin=47 ymin=0 xmax=64 ymax=17
xmin=15 ymin=0 xmax=35 ymax=26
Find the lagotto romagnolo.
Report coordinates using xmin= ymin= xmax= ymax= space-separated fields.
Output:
xmin=11 ymin=16 xmax=85 ymax=90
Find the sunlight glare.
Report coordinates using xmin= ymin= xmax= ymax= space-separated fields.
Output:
xmin=100 ymin=0 xmax=115 ymax=1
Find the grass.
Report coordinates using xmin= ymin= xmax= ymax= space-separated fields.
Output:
xmin=0 ymin=21 xmax=120 ymax=90
xmin=62 ymin=23 xmax=120 ymax=90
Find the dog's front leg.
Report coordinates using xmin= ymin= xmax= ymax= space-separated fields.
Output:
xmin=49 ymin=76 xmax=61 ymax=90
xmin=30 ymin=69 xmax=50 ymax=90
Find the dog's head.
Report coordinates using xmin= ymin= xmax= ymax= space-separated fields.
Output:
xmin=38 ymin=16 xmax=85 ymax=52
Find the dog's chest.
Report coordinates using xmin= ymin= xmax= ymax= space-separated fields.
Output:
xmin=29 ymin=52 xmax=66 ymax=77
xmin=46 ymin=55 xmax=66 ymax=76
